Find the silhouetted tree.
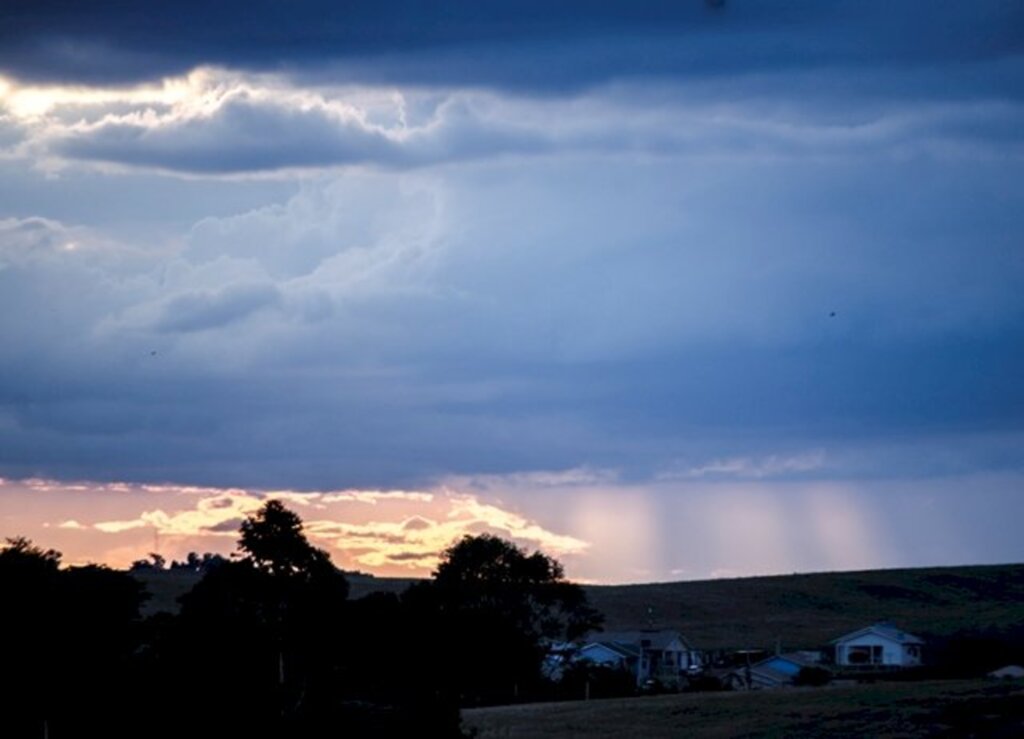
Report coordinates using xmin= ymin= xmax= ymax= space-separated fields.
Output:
xmin=433 ymin=534 xmax=601 ymax=640
xmin=0 ymin=515 xmax=470 ymax=738
xmin=158 ymin=501 xmax=350 ymax=733
xmin=239 ymin=499 xmax=340 ymax=584
xmin=169 ymin=550 xmax=229 ymax=573
xmin=129 ymin=551 xmax=167 ymax=571
xmin=0 ymin=538 xmax=146 ymax=738
xmin=407 ymin=534 xmax=602 ymax=706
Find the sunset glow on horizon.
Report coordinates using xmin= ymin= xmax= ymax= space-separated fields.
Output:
xmin=4 ymin=469 xmax=1023 ymax=584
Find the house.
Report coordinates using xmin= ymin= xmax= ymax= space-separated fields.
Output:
xmin=723 ymin=652 xmax=825 ymax=690
xmin=576 ymin=641 xmax=642 ymax=675
xmin=576 ymin=629 xmax=701 ymax=686
xmin=831 ymin=623 xmax=924 ymax=668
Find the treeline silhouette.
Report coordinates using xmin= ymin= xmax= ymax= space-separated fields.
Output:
xmin=0 ymin=501 xmax=600 ymax=738
xmin=130 ymin=550 xmax=228 ymax=574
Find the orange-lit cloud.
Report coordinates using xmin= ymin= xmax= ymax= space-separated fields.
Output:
xmin=0 ymin=478 xmax=587 ymax=577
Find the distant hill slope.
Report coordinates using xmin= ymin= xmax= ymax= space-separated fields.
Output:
xmin=133 ymin=569 xmax=418 ymax=616
xmin=133 ymin=563 xmax=1024 ymax=652
xmin=584 ymin=563 xmax=1024 ymax=650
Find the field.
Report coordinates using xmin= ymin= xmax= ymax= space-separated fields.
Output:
xmin=463 ymin=679 xmax=1024 ymax=738
xmin=135 ymin=562 xmax=1024 ymax=652
xmin=135 ymin=569 xmax=417 ymax=615
xmin=584 ymin=563 xmax=1024 ymax=650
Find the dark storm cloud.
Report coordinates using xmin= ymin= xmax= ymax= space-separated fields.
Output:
xmin=2 ymin=150 xmax=1023 ymax=489
xmin=49 ymin=90 xmax=548 ymax=175
xmin=0 ymin=2 xmax=1022 ymax=495
xmin=37 ymin=83 xmax=1024 ymax=175
xmin=53 ymin=95 xmax=399 ymax=174
xmin=1 ymin=1 xmax=1022 ymax=91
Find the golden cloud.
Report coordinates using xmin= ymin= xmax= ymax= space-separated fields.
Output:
xmin=10 ymin=478 xmax=586 ymax=577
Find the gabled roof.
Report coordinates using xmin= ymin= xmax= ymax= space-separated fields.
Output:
xmin=587 ymin=629 xmax=691 ymax=651
xmin=580 ymin=641 xmax=641 ymax=659
xmin=831 ymin=622 xmax=924 ymax=646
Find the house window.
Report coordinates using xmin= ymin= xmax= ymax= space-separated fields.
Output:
xmin=846 ymin=645 xmax=883 ymax=665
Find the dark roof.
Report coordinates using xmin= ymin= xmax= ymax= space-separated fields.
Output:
xmin=587 ymin=629 xmax=691 ymax=651
xmin=581 ymin=641 xmax=641 ymax=659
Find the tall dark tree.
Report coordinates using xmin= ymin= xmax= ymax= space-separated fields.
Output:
xmin=408 ymin=534 xmax=602 ymax=706
xmin=433 ymin=534 xmax=602 ymax=641
xmin=155 ymin=500 xmax=362 ymax=736
xmin=239 ymin=499 xmax=340 ymax=585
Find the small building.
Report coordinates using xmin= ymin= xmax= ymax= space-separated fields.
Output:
xmin=576 ymin=641 xmax=642 ymax=675
xmin=831 ymin=623 xmax=924 ymax=668
xmin=723 ymin=652 xmax=826 ymax=690
xmin=576 ymin=629 xmax=701 ymax=686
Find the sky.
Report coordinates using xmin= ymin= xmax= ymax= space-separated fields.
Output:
xmin=1 ymin=1 xmax=1022 ymax=583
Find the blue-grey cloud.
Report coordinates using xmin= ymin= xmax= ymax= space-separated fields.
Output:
xmin=46 ymin=89 xmax=548 ymax=175
xmin=54 ymin=95 xmax=399 ymax=174
xmin=1 ymin=138 xmax=1022 ymax=489
xmin=155 ymin=283 xmax=281 ymax=333
xmin=1 ymin=1 xmax=1022 ymax=93
xmin=16 ymin=74 xmax=1024 ymax=176
xmin=0 ymin=3 xmax=1020 ymax=506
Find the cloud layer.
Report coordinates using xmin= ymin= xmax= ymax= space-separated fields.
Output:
xmin=1 ymin=2 xmax=1023 ymax=579
xmin=4 ymin=69 xmax=1024 ymax=176
xmin=2 ymin=1 xmax=1022 ymax=93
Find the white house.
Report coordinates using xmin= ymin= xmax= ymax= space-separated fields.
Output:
xmin=831 ymin=623 xmax=924 ymax=668
xmin=576 ymin=629 xmax=701 ymax=685
xmin=576 ymin=641 xmax=642 ymax=673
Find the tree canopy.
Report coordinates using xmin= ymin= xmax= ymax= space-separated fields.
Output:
xmin=0 ymin=511 xmax=600 ymax=734
xmin=408 ymin=533 xmax=602 ymax=706
xmin=434 ymin=533 xmax=601 ymax=641
xmin=0 ymin=537 xmax=147 ymax=738
xmin=238 ymin=499 xmax=336 ymax=580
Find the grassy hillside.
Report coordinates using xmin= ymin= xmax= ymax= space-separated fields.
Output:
xmin=134 ymin=568 xmax=418 ymax=616
xmin=584 ymin=563 xmax=1024 ymax=650
xmin=134 ymin=562 xmax=1024 ymax=653
xmin=463 ymin=679 xmax=1024 ymax=738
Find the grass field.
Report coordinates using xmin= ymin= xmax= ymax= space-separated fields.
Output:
xmin=135 ymin=569 xmax=417 ymax=616
xmin=584 ymin=563 xmax=1024 ymax=650
xmin=463 ymin=679 xmax=1024 ymax=738
xmin=135 ymin=562 xmax=1024 ymax=652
